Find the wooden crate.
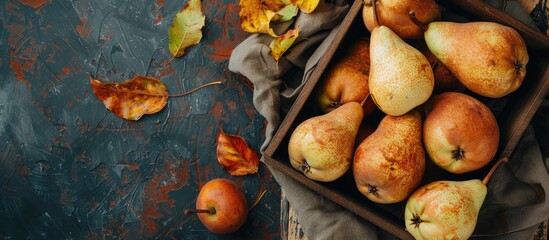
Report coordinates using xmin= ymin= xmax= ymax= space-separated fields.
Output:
xmin=263 ymin=0 xmax=549 ymax=239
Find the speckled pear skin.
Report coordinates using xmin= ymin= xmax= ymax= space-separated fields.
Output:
xmin=424 ymin=21 xmax=529 ymax=98
xmin=423 ymin=92 xmax=500 ymax=174
xmin=288 ymin=102 xmax=363 ymax=182
xmin=369 ymin=26 xmax=434 ymax=116
xmin=404 ymin=179 xmax=487 ymax=240
xmin=353 ymin=110 xmax=425 ymax=204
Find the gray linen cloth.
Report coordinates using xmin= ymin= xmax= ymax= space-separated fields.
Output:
xmin=229 ymin=0 xmax=548 ymax=239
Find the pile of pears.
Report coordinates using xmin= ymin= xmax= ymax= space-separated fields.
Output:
xmin=287 ymin=0 xmax=528 ymax=239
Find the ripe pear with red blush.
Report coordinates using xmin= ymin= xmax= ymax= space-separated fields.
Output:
xmin=316 ymin=38 xmax=376 ymax=117
xmin=420 ymin=19 xmax=529 ymax=98
xmin=353 ymin=110 xmax=425 ymax=204
xmin=423 ymin=92 xmax=499 ymax=174
xmin=185 ymin=178 xmax=248 ymax=234
xmin=362 ymin=0 xmax=441 ymax=39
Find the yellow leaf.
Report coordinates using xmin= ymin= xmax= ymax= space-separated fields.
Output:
xmin=168 ymin=0 xmax=205 ymax=57
xmin=270 ymin=26 xmax=299 ymax=61
xmin=291 ymin=0 xmax=319 ymax=13
xmin=239 ymin=0 xmax=287 ymax=36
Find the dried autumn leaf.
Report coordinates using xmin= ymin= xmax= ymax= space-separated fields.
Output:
xmin=216 ymin=127 xmax=259 ymax=176
xmin=168 ymin=0 xmax=205 ymax=57
xmin=270 ymin=26 xmax=299 ymax=61
xmin=239 ymin=0 xmax=287 ymax=36
xmin=273 ymin=4 xmax=298 ymax=22
xmin=90 ymin=75 xmax=169 ymax=121
xmin=291 ymin=0 xmax=320 ymax=13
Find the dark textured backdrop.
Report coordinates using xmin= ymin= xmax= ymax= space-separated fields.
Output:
xmin=0 ymin=0 xmax=281 ymax=239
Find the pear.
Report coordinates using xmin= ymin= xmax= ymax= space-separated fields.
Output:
xmin=368 ymin=3 xmax=434 ymax=116
xmin=353 ymin=110 xmax=425 ymax=204
xmin=423 ymin=92 xmax=499 ymax=174
xmin=404 ymin=157 xmax=508 ymax=240
xmin=422 ymin=21 xmax=528 ymax=98
xmin=316 ymin=38 xmax=377 ymax=117
xmin=288 ymin=102 xmax=363 ymax=182
xmin=362 ymin=0 xmax=441 ymax=39
xmin=415 ymin=40 xmax=467 ymax=94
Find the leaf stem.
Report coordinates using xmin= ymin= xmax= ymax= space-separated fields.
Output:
xmin=169 ymin=81 xmax=223 ymax=97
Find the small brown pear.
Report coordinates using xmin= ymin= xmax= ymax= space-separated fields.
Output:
xmin=353 ymin=110 xmax=425 ymax=204
xmin=415 ymin=40 xmax=466 ymax=94
xmin=362 ymin=0 xmax=441 ymax=39
xmin=288 ymin=102 xmax=363 ymax=182
xmin=316 ymin=38 xmax=377 ymax=117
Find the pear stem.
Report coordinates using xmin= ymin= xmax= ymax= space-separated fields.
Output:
xmin=482 ymin=156 xmax=508 ymax=185
xmin=408 ymin=11 xmax=428 ymax=31
xmin=249 ymin=171 xmax=268 ymax=211
xmin=371 ymin=0 xmax=380 ymax=29
xmin=184 ymin=208 xmax=216 ymax=215
xmin=360 ymin=94 xmax=370 ymax=107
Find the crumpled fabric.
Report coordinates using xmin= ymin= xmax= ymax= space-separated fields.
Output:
xmin=229 ymin=0 xmax=548 ymax=239
xmin=228 ymin=0 xmax=350 ymax=153
xmin=230 ymin=1 xmax=381 ymax=238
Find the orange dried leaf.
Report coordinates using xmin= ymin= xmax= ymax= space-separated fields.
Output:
xmin=239 ymin=0 xmax=287 ymax=36
xmin=90 ymin=75 xmax=169 ymax=121
xmin=270 ymin=26 xmax=299 ymax=61
xmin=216 ymin=128 xmax=259 ymax=176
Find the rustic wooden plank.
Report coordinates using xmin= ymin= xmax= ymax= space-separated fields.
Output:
xmin=280 ymin=191 xmax=289 ymax=240
xmin=287 ymin=205 xmax=309 ymax=240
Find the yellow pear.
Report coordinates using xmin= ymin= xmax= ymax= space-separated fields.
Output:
xmin=405 ymin=180 xmax=486 ymax=239
xmin=288 ymin=102 xmax=363 ymax=182
xmin=404 ymin=157 xmax=508 ymax=239
xmin=369 ymin=24 xmax=434 ymax=116
xmin=353 ymin=110 xmax=425 ymax=204
xmin=423 ymin=21 xmax=528 ymax=98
